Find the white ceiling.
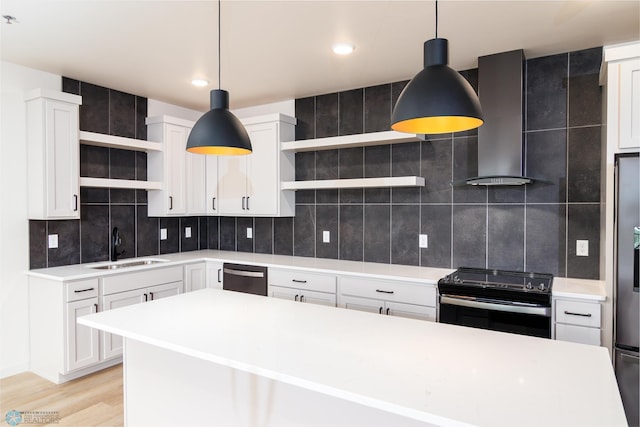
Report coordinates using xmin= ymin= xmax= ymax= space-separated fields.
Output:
xmin=1 ymin=1 xmax=639 ymax=112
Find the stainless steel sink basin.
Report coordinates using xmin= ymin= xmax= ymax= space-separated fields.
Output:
xmin=89 ymin=259 xmax=168 ymax=270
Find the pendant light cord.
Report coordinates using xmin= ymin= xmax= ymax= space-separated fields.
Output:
xmin=218 ymin=0 xmax=221 ymax=90
xmin=435 ymin=0 xmax=438 ymax=38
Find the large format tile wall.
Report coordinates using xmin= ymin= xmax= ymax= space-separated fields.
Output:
xmin=29 ymin=47 xmax=602 ymax=280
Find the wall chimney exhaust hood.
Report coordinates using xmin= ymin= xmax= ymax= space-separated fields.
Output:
xmin=463 ymin=49 xmax=543 ymax=186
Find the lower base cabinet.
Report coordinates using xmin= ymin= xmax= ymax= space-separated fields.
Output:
xmin=269 ymin=285 xmax=337 ymax=306
xmin=185 ymin=262 xmax=207 ymax=292
xmin=340 ymin=295 xmax=436 ymax=321
xmin=268 ymin=268 xmax=337 ymax=307
xmin=553 ymin=298 xmax=602 ymax=346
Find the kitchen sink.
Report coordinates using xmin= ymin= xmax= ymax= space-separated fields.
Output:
xmin=89 ymin=258 xmax=168 ymax=270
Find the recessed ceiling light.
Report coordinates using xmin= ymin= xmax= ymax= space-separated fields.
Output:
xmin=332 ymin=43 xmax=355 ymax=55
xmin=191 ymin=79 xmax=209 ymax=87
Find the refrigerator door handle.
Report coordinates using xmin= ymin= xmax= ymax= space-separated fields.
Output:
xmin=621 ymin=352 xmax=639 ymax=363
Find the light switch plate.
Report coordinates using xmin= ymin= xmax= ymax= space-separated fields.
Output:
xmin=576 ymin=240 xmax=589 ymax=257
xmin=48 ymin=234 xmax=58 ymax=249
xmin=160 ymin=228 xmax=167 ymax=240
xmin=247 ymin=227 xmax=253 ymax=239
xmin=323 ymin=230 xmax=330 ymax=243
xmin=185 ymin=227 xmax=191 ymax=238
xmin=419 ymin=234 xmax=428 ymax=248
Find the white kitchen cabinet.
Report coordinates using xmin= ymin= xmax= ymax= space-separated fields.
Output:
xmin=65 ymin=296 xmax=99 ymax=372
xmin=338 ymin=277 xmax=437 ymax=322
xmin=147 ymin=116 xmax=195 ymax=216
xmin=553 ymin=298 xmax=602 ymax=346
xmin=187 ymin=151 xmax=207 ymax=215
xmin=268 ymin=268 xmax=337 ymax=307
xmin=206 ymin=261 xmax=224 ymax=289
xmin=101 ymin=280 xmax=182 ymax=359
xmin=25 ymin=89 xmax=82 ymax=219
xmin=602 ymin=42 xmax=640 ymax=152
xmin=206 ymin=156 xmax=219 ymax=215
xmin=185 ymin=262 xmax=207 ymax=292
xmin=217 ymin=114 xmax=296 ymax=217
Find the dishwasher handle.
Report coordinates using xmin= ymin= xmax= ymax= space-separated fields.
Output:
xmin=223 ymin=267 xmax=265 ymax=278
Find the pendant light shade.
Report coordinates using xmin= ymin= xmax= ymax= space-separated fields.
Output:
xmin=391 ymin=3 xmax=483 ymax=135
xmin=186 ymin=89 xmax=251 ymax=155
xmin=185 ymin=0 xmax=252 ymax=155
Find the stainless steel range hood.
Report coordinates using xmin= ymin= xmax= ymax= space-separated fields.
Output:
xmin=465 ymin=49 xmax=540 ymax=186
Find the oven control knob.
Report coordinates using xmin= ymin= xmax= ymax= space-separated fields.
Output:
xmin=538 ymin=283 xmax=545 ymax=291
xmin=454 ymin=276 xmax=462 ymax=284
xmin=526 ymin=282 xmax=533 ymax=290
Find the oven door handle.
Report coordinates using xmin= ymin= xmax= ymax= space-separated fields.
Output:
xmin=440 ymin=295 xmax=551 ymax=316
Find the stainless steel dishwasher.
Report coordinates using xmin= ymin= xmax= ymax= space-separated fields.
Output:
xmin=222 ymin=263 xmax=268 ymax=296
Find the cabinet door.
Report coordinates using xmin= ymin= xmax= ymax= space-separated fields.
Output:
xmin=186 ymin=150 xmax=206 ymax=214
xmin=206 ymin=261 xmax=224 ymax=290
xmin=555 ymin=323 xmax=601 ymax=346
xmin=269 ymin=285 xmax=301 ymax=302
xmin=148 ymin=281 xmax=183 ymax=301
xmin=245 ymin=122 xmax=279 ymax=215
xmin=385 ymin=301 xmax=436 ymax=322
xmin=218 ymin=155 xmax=248 ymax=215
xmin=101 ymin=289 xmax=145 ymax=359
xmin=300 ymin=289 xmax=336 ymax=307
xmin=65 ymin=297 xmax=99 ymax=372
xmin=619 ymin=59 xmax=640 ymax=149
xmin=165 ymin=124 xmax=188 ymax=215
xmin=185 ymin=263 xmax=207 ymax=292
xmin=340 ymin=295 xmax=383 ymax=315
xmin=206 ymin=155 xmax=219 ymax=215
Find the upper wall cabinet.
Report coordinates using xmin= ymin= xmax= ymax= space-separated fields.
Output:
xmin=602 ymin=41 xmax=640 ymax=154
xmin=218 ymin=114 xmax=296 ymax=217
xmin=26 ymin=89 xmax=82 ymax=220
xmin=146 ymin=116 xmax=206 ymax=216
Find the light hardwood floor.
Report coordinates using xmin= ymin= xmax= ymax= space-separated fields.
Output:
xmin=1 ymin=365 xmax=123 ymax=426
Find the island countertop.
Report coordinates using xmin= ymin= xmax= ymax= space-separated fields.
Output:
xmin=79 ymin=288 xmax=624 ymax=427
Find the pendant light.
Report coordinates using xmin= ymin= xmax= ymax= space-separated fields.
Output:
xmin=186 ymin=0 xmax=252 ymax=155
xmin=391 ymin=1 xmax=483 ymax=134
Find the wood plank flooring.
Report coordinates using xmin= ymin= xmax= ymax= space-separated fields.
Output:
xmin=0 ymin=365 xmax=123 ymax=426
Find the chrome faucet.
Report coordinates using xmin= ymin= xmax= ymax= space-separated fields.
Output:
xmin=111 ymin=227 xmax=124 ymax=261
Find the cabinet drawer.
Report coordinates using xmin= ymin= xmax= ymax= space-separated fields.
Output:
xmin=555 ymin=300 xmax=601 ymax=328
xmin=268 ymin=269 xmax=336 ymax=293
xmin=101 ymin=266 xmax=183 ymax=295
xmin=555 ymin=323 xmax=601 ymax=346
xmin=339 ymin=277 xmax=436 ymax=307
xmin=66 ymin=279 xmax=99 ymax=302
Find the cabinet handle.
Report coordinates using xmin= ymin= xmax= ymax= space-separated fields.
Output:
xmin=292 ymin=279 xmax=307 ymax=284
xmin=246 ymin=196 xmax=250 ymax=210
xmin=564 ymin=311 xmax=592 ymax=317
xmin=217 ymin=268 xmax=222 ymax=283
xmin=74 ymin=288 xmax=95 ymax=293
xmin=149 ymin=292 xmax=154 ymax=301
xmin=93 ymin=303 xmax=98 ymax=313
xmin=212 ymin=197 xmax=216 ymax=211
xmin=144 ymin=293 xmax=148 ymax=302
xmin=295 ymin=294 xmax=299 ymax=302
xmin=379 ymin=307 xmax=383 ymax=314
xmin=375 ymin=289 xmax=394 ymax=294
xmin=73 ymin=194 xmax=78 ymax=211
xmin=386 ymin=307 xmax=390 ymax=315
xmin=300 ymin=295 xmax=305 ymax=303
xmin=169 ymin=196 xmax=173 ymax=210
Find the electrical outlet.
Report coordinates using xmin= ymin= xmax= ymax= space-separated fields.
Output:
xmin=247 ymin=227 xmax=253 ymax=239
xmin=185 ymin=227 xmax=191 ymax=238
xmin=48 ymin=234 xmax=58 ymax=249
xmin=419 ymin=234 xmax=428 ymax=248
xmin=160 ymin=228 xmax=167 ymax=240
xmin=576 ymin=240 xmax=589 ymax=257
xmin=323 ymin=230 xmax=330 ymax=243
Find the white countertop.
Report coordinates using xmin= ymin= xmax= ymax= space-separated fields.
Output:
xmin=26 ymin=249 xmax=606 ymax=300
xmin=79 ymin=289 xmax=625 ymax=427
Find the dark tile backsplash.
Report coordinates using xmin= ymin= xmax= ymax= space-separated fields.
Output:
xmin=31 ymin=48 xmax=604 ymax=280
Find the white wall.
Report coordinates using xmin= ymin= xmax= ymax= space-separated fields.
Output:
xmin=0 ymin=61 xmax=61 ymax=378
xmin=147 ymin=98 xmax=203 ymax=122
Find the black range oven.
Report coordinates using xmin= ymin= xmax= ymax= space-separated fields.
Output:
xmin=438 ymin=267 xmax=553 ymax=338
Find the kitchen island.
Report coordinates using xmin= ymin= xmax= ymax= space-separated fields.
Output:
xmin=79 ymin=288 xmax=626 ymax=427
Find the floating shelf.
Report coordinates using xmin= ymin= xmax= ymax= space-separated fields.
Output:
xmin=281 ymin=176 xmax=425 ymax=190
xmin=80 ymin=131 xmax=162 ymax=152
xmin=280 ymin=131 xmax=420 ymax=152
xmin=80 ymin=177 xmax=162 ymax=190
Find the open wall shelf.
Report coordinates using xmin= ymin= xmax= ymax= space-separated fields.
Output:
xmin=281 ymin=176 xmax=425 ymax=190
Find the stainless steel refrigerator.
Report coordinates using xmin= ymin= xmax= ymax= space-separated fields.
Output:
xmin=614 ymin=153 xmax=640 ymax=427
